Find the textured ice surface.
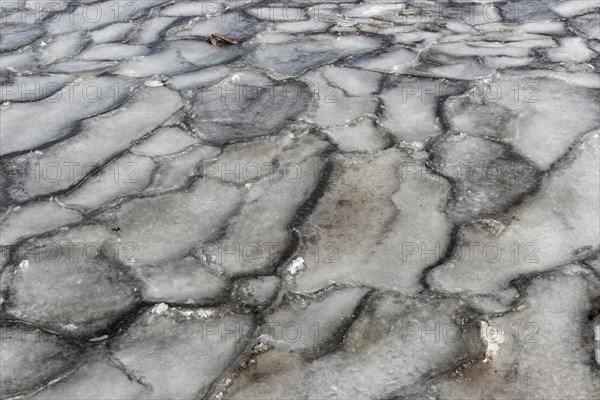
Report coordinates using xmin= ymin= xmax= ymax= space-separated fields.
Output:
xmin=202 ymin=134 xmax=327 ymax=276
xmin=430 ymin=133 xmax=541 ymax=223
xmin=3 ymin=226 xmax=138 ymax=338
xmin=301 ymin=65 xmax=381 ymax=127
xmin=0 ymin=77 xmax=132 ymax=155
xmin=247 ymin=34 xmax=383 ymax=79
xmin=0 ymin=201 xmax=82 ymax=244
xmin=94 ymin=178 xmax=243 ymax=266
xmin=424 ymin=267 xmax=600 ymax=399
xmin=130 ymin=255 xmax=227 ymax=304
xmin=428 ymin=131 xmax=599 ymax=296
xmin=224 ymin=293 xmax=478 ymax=399
xmin=0 ymin=323 xmax=81 ymax=398
xmin=323 ymin=116 xmax=390 ymax=151
xmin=1 ymin=85 xmax=182 ymax=203
xmin=234 ymin=276 xmax=280 ymax=307
xmin=107 ymin=308 xmax=253 ymax=399
xmin=189 ymin=78 xmax=313 ymax=144
xmin=294 ymin=148 xmax=452 ymax=293
xmin=379 ymin=76 xmax=462 ymax=142
xmin=1 ymin=0 xmax=599 ymax=398
xmin=444 ymin=73 xmax=600 ymax=169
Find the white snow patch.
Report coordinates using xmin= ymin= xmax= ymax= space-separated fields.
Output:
xmin=144 ymin=80 xmax=163 ymax=87
xmin=480 ymin=320 xmax=504 ymax=363
xmin=151 ymin=303 xmax=169 ymax=315
xmin=288 ymin=256 xmax=305 ymax=275
xmin=18 ymin=260 xmax=29 ymax=270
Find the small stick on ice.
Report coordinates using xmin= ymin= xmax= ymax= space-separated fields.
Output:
xmin=209 ymin=33 xmax=238 ymax=46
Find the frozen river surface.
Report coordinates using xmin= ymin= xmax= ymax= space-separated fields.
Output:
xmin=1 ymin=0 xmax=599 ymax=399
